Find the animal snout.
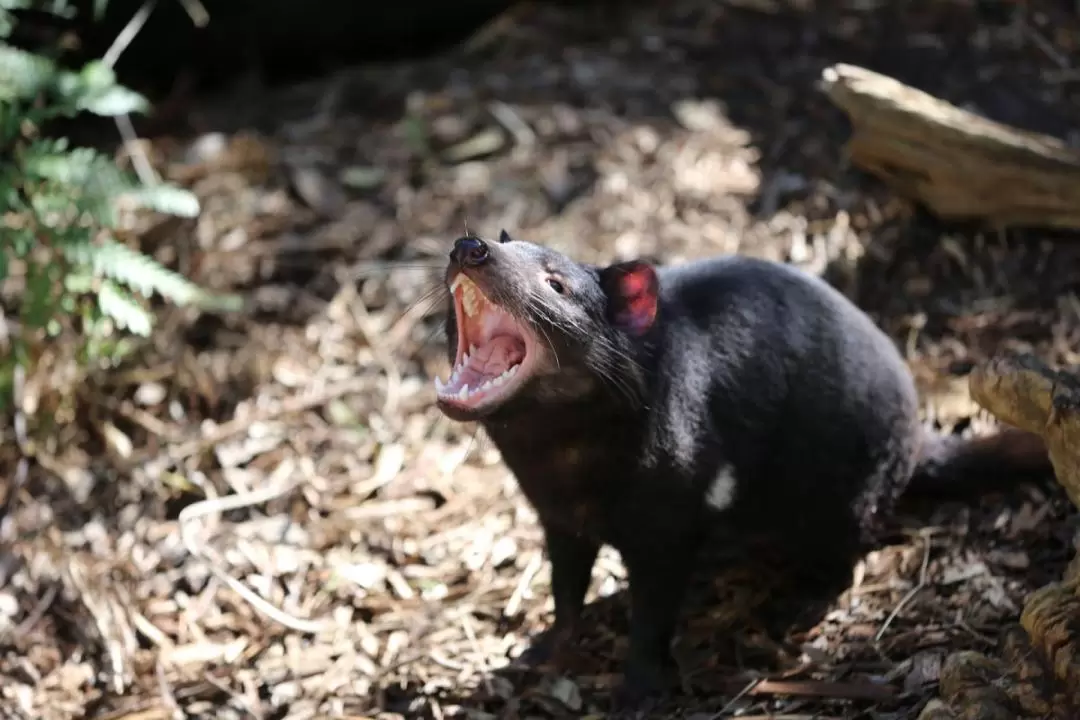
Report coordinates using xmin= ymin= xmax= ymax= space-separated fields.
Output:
xmin=451 ymin=235 xmax=490 ymax=268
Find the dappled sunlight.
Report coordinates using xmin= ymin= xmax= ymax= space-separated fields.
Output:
xmin=3 ymin=1 xmax=1080 ymax=719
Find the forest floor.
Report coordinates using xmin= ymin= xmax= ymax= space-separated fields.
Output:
xmin=3 ymin=1 xmax=1080 ymax=718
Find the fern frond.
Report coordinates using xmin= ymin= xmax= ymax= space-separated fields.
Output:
xmin=0 ymin=0 xmax=75 ymax=16
xmin=68 ymin=61 xmax=149 ymax=117
xmin=60 ymin=236 xmax=241 ymax=311
xmin=0 ymin=42 xmax=56 ymax=101
xmin=97 ymin=280 xmax=153 ymax=336
xmin=22 ymin=144 xmax=138 ymax=226
xmin=126 ymin=183 xmax=201 ymax=218
xmin=22 ymin=144 xmax=130 ymax=190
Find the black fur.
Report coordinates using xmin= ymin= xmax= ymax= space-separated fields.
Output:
xmin=435 ymin=232 xmax=1050 ymax=711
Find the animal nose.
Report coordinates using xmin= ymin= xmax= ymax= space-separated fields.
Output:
xmin=451 ymin=235 xmax=490 ymax=267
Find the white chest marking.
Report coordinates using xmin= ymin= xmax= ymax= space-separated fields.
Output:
xmin=705 ymin=464 xmax=738 ymax=512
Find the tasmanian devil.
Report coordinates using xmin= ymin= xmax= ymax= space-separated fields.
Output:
xmin=431 ymin=230 xmax=1050 ymax=708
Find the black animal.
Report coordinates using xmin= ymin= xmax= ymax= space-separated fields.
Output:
xmin=432 ymin=231 xmax=1050 ymax=710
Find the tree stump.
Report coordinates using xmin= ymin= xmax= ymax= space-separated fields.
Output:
xmin=917 ymin=353 xmax=1080 ymax=720
xmin=820 ymin=63 xmax=1080 ymax=230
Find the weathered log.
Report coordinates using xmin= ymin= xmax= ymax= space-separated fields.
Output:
xmin=968 ymin=353 xmax=1080 ymax=509
xmin=916 ymin=353 xmax=1080 ymax=720
xmin=820 ymin=63 xmax=1080 ymax=230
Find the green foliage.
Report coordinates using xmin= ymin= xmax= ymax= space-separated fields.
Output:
xmin=0 ymin=1 xmax=240 ymax=412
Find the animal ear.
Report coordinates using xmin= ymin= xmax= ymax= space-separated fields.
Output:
xmin=498 ymin=229 xmax=513 ymax=244
xmin=600 ymin=261 xmax=659 ymax=334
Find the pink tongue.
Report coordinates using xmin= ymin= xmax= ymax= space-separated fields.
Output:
xmin=458 ymin=336 xmax=525 ymax=387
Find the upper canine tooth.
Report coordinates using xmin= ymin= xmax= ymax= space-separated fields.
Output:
xmin=463 ymin=287 xmax=478 ymax=317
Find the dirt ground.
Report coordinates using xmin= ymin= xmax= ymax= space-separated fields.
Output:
xmin=3 ymin=1 xmax=1080 ymax=718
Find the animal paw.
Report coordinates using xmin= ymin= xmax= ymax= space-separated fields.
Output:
xmin=513 ymin=626 xmax=575 ymax=671
xmin=609 ymin=680 xmax=667 ymax=717
xmin=610 ymin=659 xmax=675 ymax=715
xmin=514 ymin=634 xmax=556 ymax=668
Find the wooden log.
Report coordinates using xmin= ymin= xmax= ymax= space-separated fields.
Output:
xmin=916 ymin=353 xmax=1080 ymax=720
xmin=820 ymin=63 xmax=1080 ymax=230
xmin=968 ymin=352 xmax=1080 ymax=509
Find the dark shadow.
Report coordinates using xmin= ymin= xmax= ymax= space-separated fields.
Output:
xmin=362 ymin=475 xmax=1074 ymax=718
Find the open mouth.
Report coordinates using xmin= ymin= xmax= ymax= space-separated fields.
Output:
xmin=435 ymin=273 xmax=537 ymax=413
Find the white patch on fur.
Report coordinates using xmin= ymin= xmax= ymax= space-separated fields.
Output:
xmin=705 ymin=464 xmax=738 ymax=511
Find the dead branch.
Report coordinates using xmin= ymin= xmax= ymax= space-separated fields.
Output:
xmin=821 ymin=63 xmax=1080 ymax=230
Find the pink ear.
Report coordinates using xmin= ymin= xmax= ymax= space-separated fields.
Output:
xmin=601 ymin=261 xmax=659 ymax=334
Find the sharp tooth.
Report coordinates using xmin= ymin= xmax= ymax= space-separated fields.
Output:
xmin=434 ymin=376 xmax=445 ymax=392
xmin=465 ymin=285 xmax=482 ymax=317
xmin=462 ymin=351 xmax=470 ymax=366
xmin=469 ymin=343 xmax=478 ymax=355
xmin=492 ymin=375 xmax=504 ymax=386
xmin=458 ymin=384 xmax=470 ymax=400
xmin=480 ymin=380 xmax=492 ymax=391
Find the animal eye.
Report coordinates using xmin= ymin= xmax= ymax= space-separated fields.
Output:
xmin=547 ymin=277 xmax=566 ymax=294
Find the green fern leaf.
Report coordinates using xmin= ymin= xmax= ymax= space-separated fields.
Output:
xmin=98 ymin=280 xmax=153 ymax=336
xmin=22 ymin=144 xmax=138 ymax=226
xmin=23 ymin=145 xmax=131 ymax=191
xmin=0 ymin=42 xmax=56 ymax=101
xmin=60 ymin=236 xmax=241 ymax=312
xmin=78 ymin=84 xmax=149 ymax=117
xmin=61 ymin=237 xmax=204 ymax=304
xmin=126 ymin=183 xmax=201 ymax=217
xmin=73 ymin=63 xmax=149 ymax=116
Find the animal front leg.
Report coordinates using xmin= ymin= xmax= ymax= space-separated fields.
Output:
xmin=517 ymin=525 xmax=600 ymax=669
xmin=613 ymin=547 xmax=697 ymax=711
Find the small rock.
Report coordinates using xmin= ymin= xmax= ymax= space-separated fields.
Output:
xmin=185 ymin=132 xmax=229 ymax=164
xmin=0 ymin=590 xmax=18 ymax=620
xmin=547 ymin=676 xmax=582 ymax=712
xmin=490 ymin=536 xmax=517 ymax=568
xmin=272 ymin=355 xmax=312 ymax=388
xmin=134 ymin=382 xmax=167 ymax=406
xmin=103 ymin=422 xmax=134 ymax=459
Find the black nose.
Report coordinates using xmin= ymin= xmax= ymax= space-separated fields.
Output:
xmin=451 ymin=235 xmax=490 ymax=267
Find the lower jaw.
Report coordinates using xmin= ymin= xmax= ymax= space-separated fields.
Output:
xmin=435 ymin=370 xmax=529 ymax=420
xmin=436 ymin=395 xmax=504 ymax=422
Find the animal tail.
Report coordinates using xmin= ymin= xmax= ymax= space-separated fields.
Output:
xmin=902 ymin=425 xmax=1054 ymax=500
